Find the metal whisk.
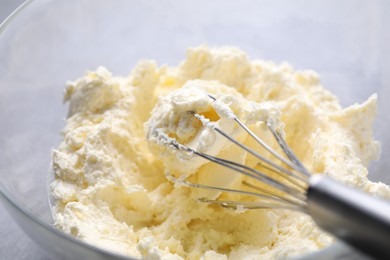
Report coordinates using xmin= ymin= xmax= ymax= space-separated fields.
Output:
xmin=160 ymin=95 xmax=390 ymax=259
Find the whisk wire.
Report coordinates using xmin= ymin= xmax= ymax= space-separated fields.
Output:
xmin=206 ymin=120 xmax=307 ymax=185
xmin=254 ymin=161 xmax=305 ymax=192
xmin=241 ymin=181 xmax=304 ymax=207
xmin=198 ymin=198 xmax=303 ymax=211
xmin=167 ymin=174 xmax=305 ymax=210
xmin=267 ymin=122 xmax=310 ymax=175
xmin=170 ymin=139 xmax=305 ymax=200
xmin=160 ymin=94 xmax=316 ymax=211
xmin=208 ymin=94 xmax=309 ymax=178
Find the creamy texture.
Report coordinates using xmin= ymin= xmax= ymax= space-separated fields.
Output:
xmin=145 ymin=80 xmax=281 ymax=195
xmin=51 ymin=46 xmax=390 ymax=259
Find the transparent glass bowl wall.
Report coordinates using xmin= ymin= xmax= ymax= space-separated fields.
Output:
xmin=0 ymin=0 xmax=389 ymax=259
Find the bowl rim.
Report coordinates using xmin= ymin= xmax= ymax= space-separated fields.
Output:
xmin=0 ymin=1 xmax=346 ymax=259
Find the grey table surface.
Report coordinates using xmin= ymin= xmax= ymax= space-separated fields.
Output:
xmin=0 ymin=2 xmax=50 ymax=260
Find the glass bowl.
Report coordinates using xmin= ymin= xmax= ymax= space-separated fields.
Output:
xmin=0 ymin=0 xmax=388 ymax=259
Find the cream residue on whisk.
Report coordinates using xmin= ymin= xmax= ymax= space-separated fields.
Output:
xmin=51 ymin=46 xmax=390 ymax=260
xmin=145 ymin=80 xmax=279 ymax=183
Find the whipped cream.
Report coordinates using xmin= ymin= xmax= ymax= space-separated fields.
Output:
xmin=51 ymin=46 xmax=390 ymax=260
xmin=145 ymin=80 xmax=280 ymax=180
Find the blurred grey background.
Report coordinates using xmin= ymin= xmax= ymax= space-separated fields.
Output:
xmin=0 ymin=2 xmax=49 ymax=260
xmin=0 ymin=0 xmax=25 ymax=22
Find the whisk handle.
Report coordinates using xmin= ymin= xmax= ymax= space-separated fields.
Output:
xmin=307 ymin=174 xmax=390 ymax=259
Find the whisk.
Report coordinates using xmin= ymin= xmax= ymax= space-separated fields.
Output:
xmin=160 ymin=94 xmax=390 ymax=259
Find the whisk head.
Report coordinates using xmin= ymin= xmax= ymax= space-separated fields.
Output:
xmin=159 ymin=94 xmax=312 ymax=212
